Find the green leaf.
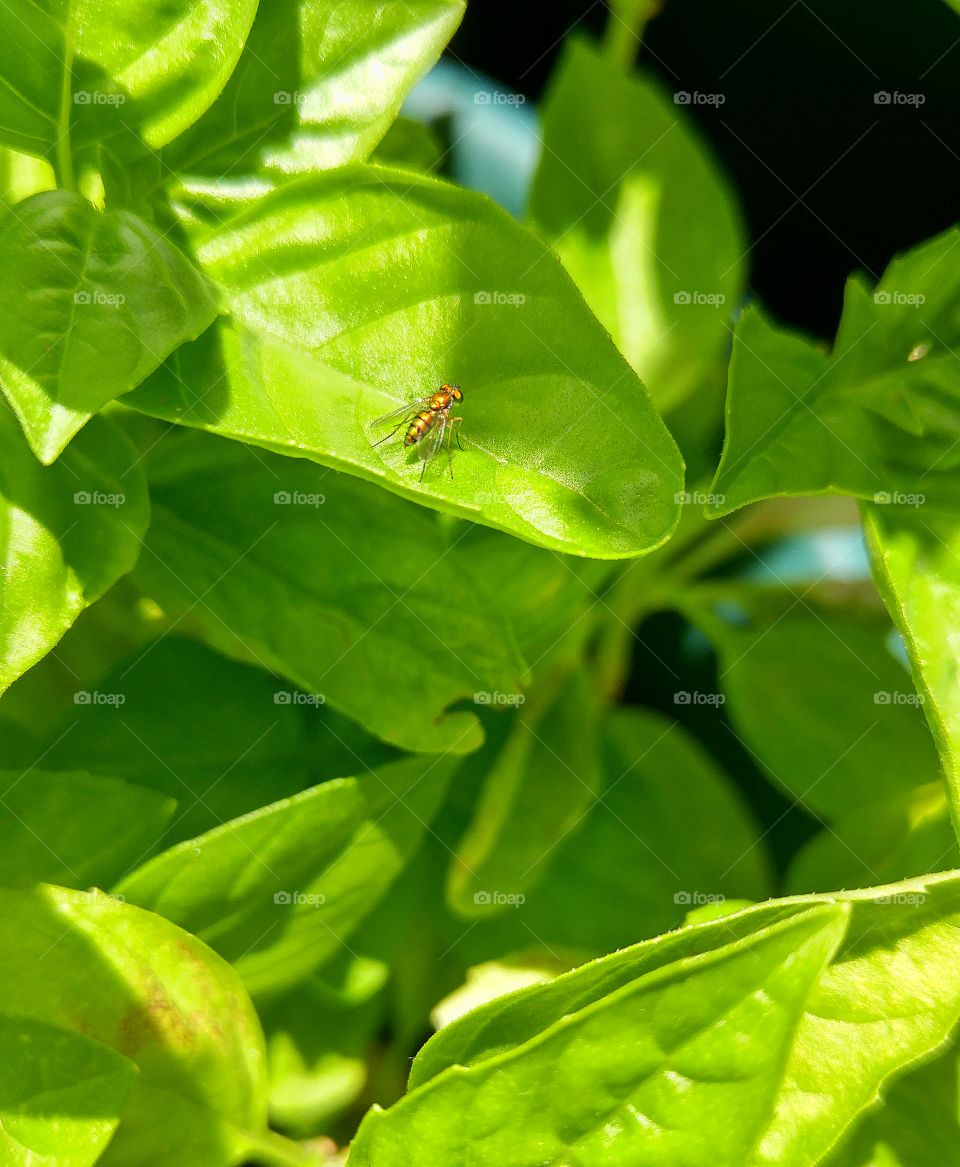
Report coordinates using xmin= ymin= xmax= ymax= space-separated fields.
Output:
xmin=709 ymin=226 xmax=960 ymax=517
xmin=0 ymin=191 xmax=217 ymax=461
xmin=530 ymin=38 xmax=745 ymax=413
xmin=128 ymin=317 xmax=680 ymax=561
xmin=430 ymin=953 xmax=566 ymax=1033
xmin=496 ymin=708 xmax=771 ymax=954
xmin=0 ymin=147 xmax=55 ymax=208
xmin=372 ymin=117 xmax=444 ymax=173
xmin=153 ymin=164 xmax=684 ymax=558
xmin=865 ymin=508 xmax=960 ymax=834
xmin=0 ymin=2 xmax=63 ymax=157
xmin=117 ymin=755 xmax=456 ymax=998
xmin=404 ymin=873 xmax=960 ymax=1167
xmin=0 ymin=575 xmax=166 ymax=741
xmin=410 ymin=901 xmax=827 ymax=1088
xmin=752 ymin=875 xmax=960 ymax=1167
xmin=165 ymin=175 xmax=279 ymax=235
xmin=165 ymin=0 xmax=464 ymax=177
xmin=447 ymin=669 xmax=603 ymax=915
xmin=73 ymin=0 xmax=259 ymax=149
xmin=132 ymin=431 xmax=524 ymax=754
xmin=349 ymin=905 xmax=846 ymax=1165
xmin=0 ymin=0 xmax=258 ymax=160
xmin=787 ymin=780 xmax=959 ymax=894
xmin=0 ymin=407 xmax=149 ymax=693
xmin=0 ymin=883 xmax=267 ymax=1166
xmin=36 ymin=636 xmax=396 ymax=846
xmin=261 ymin=959 xmax=387 ymax=1135
xmin=607 ymin=0 xmax=660 ymax=29
xmin=0 ymin=770 xmax=175 ymax=888
xmin=692 ymin=593 xmax=940 ymax=818
xmin=824 ymin=1041 xmax=960 ymax=1167
xmin=0 ymin=1014 xmax=137 ymax=1167
xmin=445 ymin=524 xmax=613 ymax=670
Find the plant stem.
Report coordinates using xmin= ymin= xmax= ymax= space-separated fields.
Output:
xmin=0 ymin=148 xmax=9 ymax=209
xmin=603 ymin=0 xmax=660 ymax=70
xmin=238 ymin=1128 xmax=336 ymax=1167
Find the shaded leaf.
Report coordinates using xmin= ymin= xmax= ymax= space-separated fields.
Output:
xmin=0 ymin=0 xmax=258 ymax=159
xmin=496 ymin=708 xmax=771 ymax=954
xmin=0 ymin=884 xmax=267 ymax=1166
xmin=0 ymin=769 xmax=175 ymax=889
xmin=824 ymin=1041 xmax=960 ymax=1167
xmin=787 ymin=781 xmax=958 ymax=894
xmin=691 ymin=592 xmax=940 ymax=818
xmin=0 ymin=407 xmax=149 ymax=693
xmin=0 ymin=1014 xmax=136 ymax=1167
xmin=447 ymin=668 xmax=603 ymax=915
xmin=709 ymin=228 xmax=960 ymax=517
xmin=0 ymin=191 xmax=217 ymax=460
xmin=165 ymin=0 xmax=464 ymax=177
xmin=118 ymin=755 xmax=456 ymax=998
xmin=530 ymin=38 xmax=745 ymax=412
xmin=133 ymin=431 xmax=524 ymax=754
xmin=37 ymin=636 xmax=396 ymax=847
xmin=865 ymin=507 xmax=960 ymax=834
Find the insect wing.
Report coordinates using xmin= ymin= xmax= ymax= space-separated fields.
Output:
xmin=369 ymin=396 xmax=435 ymax=431
xmin=416 ymin=411 xmax=446 ymax=463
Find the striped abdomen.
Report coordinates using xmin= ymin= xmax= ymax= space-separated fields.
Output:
xmin=404 ymin=410 xmax=437 ymax=446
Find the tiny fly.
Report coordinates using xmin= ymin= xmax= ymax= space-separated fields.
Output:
xmin=370 ymin=384 xmax=464 ymax=482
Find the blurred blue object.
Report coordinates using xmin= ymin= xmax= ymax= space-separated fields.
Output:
xmin=404 ymin=58 xmax=540 ymax=218
xmin=743 ymin=529 xmax=870 ymax=584
xmin=681 ymin=528 xmax=870 ymax=660
xmin=885 ymin=628 xmax=911 ymax=669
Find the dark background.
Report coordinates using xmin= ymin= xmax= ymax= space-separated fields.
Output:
xmin=447 ymin=0 xmax=960 ymax=339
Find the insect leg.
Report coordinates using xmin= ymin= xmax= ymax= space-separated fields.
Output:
xmin=421 ymin=413 xmax=447 ymax=483
xmin=447 ymin=416 xmax=464 ymax=478
xmin=371 ymin=420 xmax=408 ymax=448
